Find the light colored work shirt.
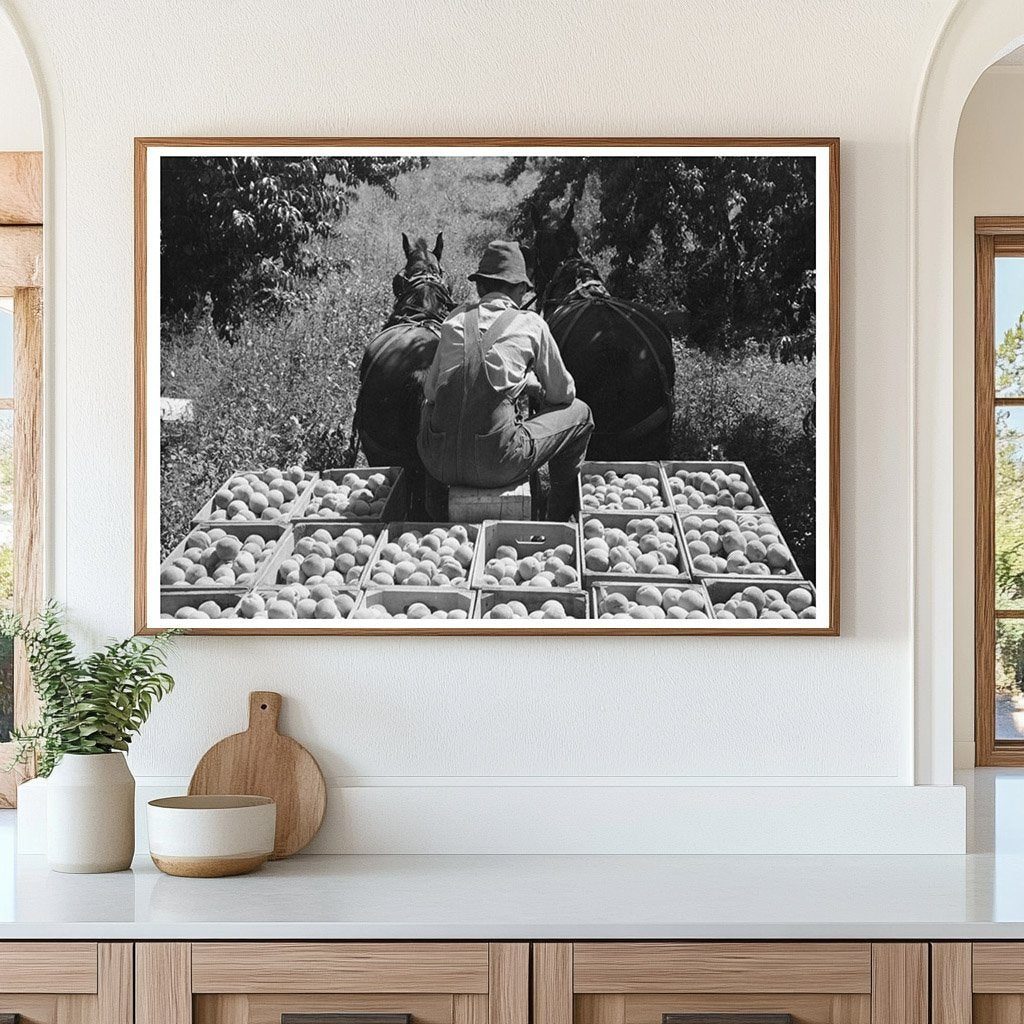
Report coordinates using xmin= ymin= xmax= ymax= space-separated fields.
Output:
xmin=422 ymin=293 xmax=576 ymax=406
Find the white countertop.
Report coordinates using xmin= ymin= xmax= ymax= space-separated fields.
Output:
xmin=0 ymin=848 xmax=1021 ymax=940
xmin=0 ymin=769 xmax=1021 ymax=941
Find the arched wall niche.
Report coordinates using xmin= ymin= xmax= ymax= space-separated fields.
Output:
xmin=914 ymin=0 xmax=1024 ymax=784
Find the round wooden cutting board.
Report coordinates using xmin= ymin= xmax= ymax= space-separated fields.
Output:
xmin=188 ymin=691 xmax=326 ymax=859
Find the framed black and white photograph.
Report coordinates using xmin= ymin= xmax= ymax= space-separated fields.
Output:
xmin=135 ymin=138 xmax=839 ymax=634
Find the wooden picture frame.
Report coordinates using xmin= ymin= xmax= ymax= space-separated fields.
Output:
xmin=135 ymin=137 xmax=840 ymax=636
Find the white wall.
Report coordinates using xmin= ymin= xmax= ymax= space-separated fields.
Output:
xmin=0 ymin=8 xmax=40 ymax=151
xmin=4 ymin=0 xmax=972 ymax=851
xmin=952 ymin=66 xmax=1024 ymax=767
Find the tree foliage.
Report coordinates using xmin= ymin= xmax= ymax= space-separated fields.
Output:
xmin=506 ymin=155 xmax=816 ymax=356
xmin=1 ymin=604 xmax=178 ymax=776
xmin=996 ymin=313 xmax=1024 ymax=610
xmin=161 ymin=155 xmax=424 ymax=335
xmin=0 ymin=634 xmax=11 ymax=743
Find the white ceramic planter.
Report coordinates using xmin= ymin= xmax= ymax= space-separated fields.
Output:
xmin=46 ymin=752 xmax=135 ymax=873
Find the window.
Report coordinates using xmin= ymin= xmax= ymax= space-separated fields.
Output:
xmin=0 ymin=302 xmax=12 ymax=746
xmin=0 ymin=149 xmax=43 ymax=805
xmin=975 ymin=219 xmax=1024 ymax=764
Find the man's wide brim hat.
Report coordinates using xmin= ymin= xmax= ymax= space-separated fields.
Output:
xmin=468 ymin=240 xmax=532 ymax=286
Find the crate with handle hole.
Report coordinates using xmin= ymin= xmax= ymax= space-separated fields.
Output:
xmin=352 ymin=585 xmax=477 ymax=621
xmin=470 ymin=519 xmax=583 ymax=591
xmin=476 ymin=588 xmax=589 ymax=621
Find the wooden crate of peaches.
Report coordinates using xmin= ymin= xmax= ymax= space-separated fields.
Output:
xmin=578 ymin=461 xmax=670 ymax=513
xmin=680 ymin=509 xmax=801 ymax=579
xmin=579 ymin=511 xmax=689 ymax=582
xmin=351 ymin=585 xmax=476 ymax=621
xmin=470 ymin=520 xmax=582 ymax=592
xmin=159 ymin=520 xmax=288 ymax=606
xmin=364 ymin=523 xmax=478 ymax=588
xmin=192 ymin=466 xmax=316 ymax=524
xmin=705 ymin=579 xmax=818 ymax=621
xmin=477 ymin=589 xmax=589 ymax=621
xmin=590 ymin=581 xmax=712 ymax=621
xmin=241 ymin=522 xmax=386 ymax=620
xmin=660 ymin=460 xmax=768 ymax=513
xmin=297 ymin=466 xmax=406 ymax=521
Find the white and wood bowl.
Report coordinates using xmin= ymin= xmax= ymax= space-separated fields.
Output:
xmin=147 ymin=795 xmax=276 ymax=877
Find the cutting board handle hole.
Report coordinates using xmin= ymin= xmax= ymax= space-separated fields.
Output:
xmin=260 ymin=702 xmax=268 ymax=710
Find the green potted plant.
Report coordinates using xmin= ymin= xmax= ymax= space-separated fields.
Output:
xmin=2 ymin=603 xmax=177 ymax=873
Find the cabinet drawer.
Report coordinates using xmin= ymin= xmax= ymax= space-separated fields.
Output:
xmin=139 ymin=942 xmax=528 ymax=1024
xmin=191 ymin=943 xmax=491 ymax=993
xmin=534 ymin=944 xmax=925 ymax=1024
xmin=0 ymin=943 xmax=130 ymax=1024
xmin=572 ymin=944 xmax=872 ymax=994
xmin=0 ymin=942 xmax=98 ymax=994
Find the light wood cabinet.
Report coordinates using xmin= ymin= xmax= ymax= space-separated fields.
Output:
xmin=136 ymin=944 xmax=528 ymax=1024
xmin=0 ymin=937 xmax=967 ymax=1024
xmin=0 ymin=942 xmax=132 ymax=1024
xmin=532 ymin=943 xmax=928 ymax=1024
xmin=931 ymin=943 xmax=1024 ymax=1024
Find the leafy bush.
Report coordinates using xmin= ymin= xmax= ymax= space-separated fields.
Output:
xmin=161 ymin=156 xmax=424 ymax=336
xmin=672 ymin=345 xmax=817 ymax=580
xmin=160 ymin=292 xmax=365 ymax=552
xmin=1 ymin=604 xmax=177 ymax=777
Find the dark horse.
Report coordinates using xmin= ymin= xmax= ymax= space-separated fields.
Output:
xmin=353 ymin=233 xmax=454 ymax=515
xmin=530 ymin=203 xmax=676 ymax=460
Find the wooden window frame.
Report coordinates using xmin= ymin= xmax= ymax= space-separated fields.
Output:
xmin=975 ymin=216 xmax=1024 ymax=765
xmin=0 ymin=151 xmax=43 ymax=806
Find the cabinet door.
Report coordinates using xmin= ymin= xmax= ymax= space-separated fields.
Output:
xmin=939 ymin=943 xmax=1024 ymax=1024
xmin=137 ymin=943 xmax=528 ymax=1024
xmin=533 ymin=944 xmax=927 ymax=1024
xmin=0 ymin=942 xmax=131 ymax=1024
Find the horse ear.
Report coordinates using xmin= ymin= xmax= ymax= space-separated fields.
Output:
xmin=392 ymin=273 xmax=405 ymax=297
xmin=401 ymin=232 xmax=412 ymax=257
xmin=564 ymin=199 xmax=575 ymax=226
xmin=433 ymin=232 xmax=444 ymax=260
xmin=530 ymin=203 xmax=543 ymax=231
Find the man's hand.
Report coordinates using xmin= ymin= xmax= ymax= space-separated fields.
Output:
xmin=523 ymin=371 xmax=546 ymax=406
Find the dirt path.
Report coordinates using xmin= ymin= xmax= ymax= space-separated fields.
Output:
xmin=997 ymin=692 xmax=1024 ymax=740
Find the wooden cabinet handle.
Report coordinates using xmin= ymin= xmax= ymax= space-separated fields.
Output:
xmin=664 ymin=1016 xmax=794 ymax=1024
xmin=283 ymin=1016 xmax=411 ymax=1024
